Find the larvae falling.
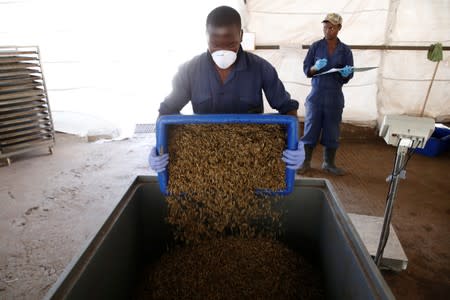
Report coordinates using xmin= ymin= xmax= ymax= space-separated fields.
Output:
xmin=141 ymin=124 xmax=324 ymax=299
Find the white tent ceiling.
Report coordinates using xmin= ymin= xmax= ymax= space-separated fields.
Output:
xmin=1 ymin=0 xmax=449 ymax=135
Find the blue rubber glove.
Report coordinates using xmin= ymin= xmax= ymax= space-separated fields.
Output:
xmin=282 ymin=141 xmax=306 ymax=170
xmin=312 ymin=58 xmax=327 ymax=71
xmin=339 ymin=65 xmax=353 ymax=77
xmin=148 ymin=146 xmax=169 ymax=173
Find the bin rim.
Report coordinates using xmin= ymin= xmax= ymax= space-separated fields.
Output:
xmin=44 ymin=176 xmax=395 ymax=300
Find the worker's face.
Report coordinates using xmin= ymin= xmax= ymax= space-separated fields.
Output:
xmin=323 ymin=22 xmax=341 ymax=40
xmin=207 ymin=24 xmax=242 ymax=54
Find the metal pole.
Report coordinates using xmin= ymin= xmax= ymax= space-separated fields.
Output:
xmin=374 ymin=145 xmax=408 ymax=266
xmin=300 ymin=44 xmax=450 ymax=51
xmin=419 ymin=60 xmax=440 ymax=117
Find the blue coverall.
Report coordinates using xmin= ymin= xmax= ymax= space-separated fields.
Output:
xmin=159 ymin=47 xmax=299 ymax=115
xmin=302 ymin=38 xmax=353 ymax=149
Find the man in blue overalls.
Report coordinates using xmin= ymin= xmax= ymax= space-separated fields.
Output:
xmin=299 ymin=13 xmax=354 ymax=175
xmin=149 ymin=6 xmax=305 ymax=173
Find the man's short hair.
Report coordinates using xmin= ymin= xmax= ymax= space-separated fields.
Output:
xmin=206 ymin=6 xmax=241 ymax=29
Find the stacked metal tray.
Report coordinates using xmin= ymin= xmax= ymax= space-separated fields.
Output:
xmin=0 ymin=46 xmax=54 ymax=166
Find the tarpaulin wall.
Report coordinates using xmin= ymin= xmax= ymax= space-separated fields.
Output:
xmin=244 ymin=0 xmax=450 ymax=125
xmin=1 ymin=0 xmax=448 ymax=135
xmin=0 ymin=0 xmax=232 ymax=136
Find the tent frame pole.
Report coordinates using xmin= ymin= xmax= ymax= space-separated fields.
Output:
xmin=420 ymin=60 xmax=440 ymax=117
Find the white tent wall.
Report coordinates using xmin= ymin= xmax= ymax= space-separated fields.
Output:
xmin=244 ymin=0 xmax=390 ymax=45
xmin=0 ymin=0 xmax=242 ymax=136
xmin=243 ymin=0 xmax=450 ymax=126
xmin=389 ymin=0 xmax=449 ymax=46
xmin=379 ymin=0 xmax=450 ymax=122
xmin=379 ymin=51 xmax=450 ymax=122
xmin=1 ymin=0 xmax=449 ymax=136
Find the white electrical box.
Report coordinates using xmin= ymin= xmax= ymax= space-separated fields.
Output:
xmin=379 ymin=115 xmax=435 ymax=148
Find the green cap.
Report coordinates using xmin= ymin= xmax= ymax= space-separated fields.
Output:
xmin=322 ymin=13 xmax=343 ymax=25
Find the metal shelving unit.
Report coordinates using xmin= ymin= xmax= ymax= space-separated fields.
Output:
xmin=0 ymin=46 xmax=55 ymax=166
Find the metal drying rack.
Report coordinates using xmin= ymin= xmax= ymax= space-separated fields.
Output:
xmin=0 ymin=46 xmax=55 ymax=166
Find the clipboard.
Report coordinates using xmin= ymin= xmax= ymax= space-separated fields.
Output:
xmin=314 ymin=66 xmax=378 ymax=76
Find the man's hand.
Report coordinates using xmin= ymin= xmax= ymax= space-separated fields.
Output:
xmin=148 ymin=146 xmax=169 ymax=173
xmin=339 ymin=65 xmax=353 ymax=77
xmin=312 ymin=58 xmax=327 ymax=72
xmin=282 ymin=141 xmax=305 ymax=170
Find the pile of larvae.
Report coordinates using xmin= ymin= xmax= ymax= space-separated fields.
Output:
xmin=143 ymin=124 xmax=324 ymax=299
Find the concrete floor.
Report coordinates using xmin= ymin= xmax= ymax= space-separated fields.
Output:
xmin=0 ymin=133 xmax=449 ymax=299
xmin=304 ymin=140 xmax=450 ymax=300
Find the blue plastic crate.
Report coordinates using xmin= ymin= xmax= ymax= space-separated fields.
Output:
xmin=155 ymin=114 xmax=299 ymax=195
xmin=415 ymin=127 xmax=450 ymax=157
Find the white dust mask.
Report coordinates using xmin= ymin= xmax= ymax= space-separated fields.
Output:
xmin=211 ymin=50 xmax=237 ymax=69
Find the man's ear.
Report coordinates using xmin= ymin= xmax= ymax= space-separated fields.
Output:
xmin=240 ymin=29 xmax=243 ymax=42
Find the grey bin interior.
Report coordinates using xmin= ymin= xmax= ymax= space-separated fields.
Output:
xmin=45 ymin=176 xmax=394 ymax=300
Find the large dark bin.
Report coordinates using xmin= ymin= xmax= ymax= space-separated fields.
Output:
xmin=45 ymin=176 xmax=394 ymax=300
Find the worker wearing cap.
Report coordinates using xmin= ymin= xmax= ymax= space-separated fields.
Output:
xmin=149 ymin=6 xmax=305 ymax=173
xmin=299 ymin=13 xmax=354 ymax=175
